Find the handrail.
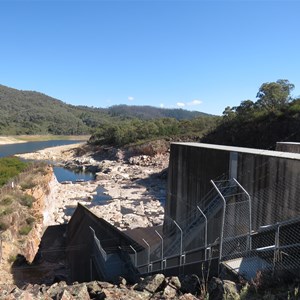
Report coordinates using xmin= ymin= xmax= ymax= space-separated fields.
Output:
xmin=173 ymin=220 xmax=183 ymax=260
xmin=233 ymin=178 xmax=252 ymax=250
xmin=155 ymin=230 xmax=164 ymax=269
xmin=197 ymin=206 xmax=208 ymax=260
xmin=210 ymin=179 xmax=227 ymax=262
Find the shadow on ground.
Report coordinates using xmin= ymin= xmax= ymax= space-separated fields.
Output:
xmin=11 ymin=224 xmax=69 ymax=287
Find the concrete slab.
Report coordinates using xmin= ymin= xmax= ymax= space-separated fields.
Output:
xmin=223 ymin=256 xmax=272 ymax=280
xmin=172 ymin=142 xmax=300 ymax=160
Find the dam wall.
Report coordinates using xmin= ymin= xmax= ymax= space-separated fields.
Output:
xmin=165 ymin=142 xmax=300 ymax=249
xmin=276 ymin=142 xmax=300 ymax=153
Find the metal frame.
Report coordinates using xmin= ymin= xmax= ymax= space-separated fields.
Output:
xmin=233 ymin=178 xmax=252 ymax=250
xmin=197 ymin=205 xmax=208 ymax=260
xmin=210 ymin=179 xmax=227 ymax=262
xmin=173 ymin=220 xmax=183 ymax=261
xmin=155 ymin=230 xmax=164 ymax=269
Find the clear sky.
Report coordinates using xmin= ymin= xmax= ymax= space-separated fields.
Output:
xmin=0 ymin=0 xmax=299 ymax=115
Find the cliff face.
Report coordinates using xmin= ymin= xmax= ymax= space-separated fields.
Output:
xmin=21 ymin=169 xmax=58 ymax=262
xmin=0 ymin=165 xmax=58 ymax=284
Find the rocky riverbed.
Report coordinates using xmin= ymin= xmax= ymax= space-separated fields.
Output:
xmin=16 ymin=143 xmax=169 ymax=230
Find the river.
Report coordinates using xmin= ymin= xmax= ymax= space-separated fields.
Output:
xmin=0 ymin=140 xmax=95 ymax=182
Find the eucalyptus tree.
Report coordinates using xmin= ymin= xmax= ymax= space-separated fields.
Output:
xmin=256 ymin=79 xmax=295 ymax=111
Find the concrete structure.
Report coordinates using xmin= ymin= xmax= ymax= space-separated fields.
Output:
xmin=66 ymin=203 xmax=143 ymax=283
xmin=165 ymin=142 xmax=300 ymax=251
xmin=276 ymin=142 xmax=300 ymax=153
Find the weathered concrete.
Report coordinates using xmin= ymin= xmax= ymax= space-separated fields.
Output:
xmin=165 ymin=142 xmax=300 ymax=250
xmin=66 ymin=203 xmax=144 ymax=283
xmin=276 ymin=141 xmax=300 ymax=153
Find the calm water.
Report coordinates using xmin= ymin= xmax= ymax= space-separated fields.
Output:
xmin=53 ymin=166 xmax=95 ymax=182
xmin=0 ymin=140 xmax=82 ymax=157
xmin=0 ymin=140 xmax=95 ymax=182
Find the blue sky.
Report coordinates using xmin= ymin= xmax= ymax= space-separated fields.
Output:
xmin=0 ymin=0 xmax=299 ymax=115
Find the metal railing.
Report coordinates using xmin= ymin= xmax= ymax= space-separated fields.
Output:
xmin=89 ymin=176 xmax=300 ymax=281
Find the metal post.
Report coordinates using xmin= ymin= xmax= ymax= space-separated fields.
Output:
xmin=211 ymin=180 xmax=226 ymax=262
xmin=273 ymin=224 xmax=282 ymax=273
xmin=90 ymin=258 xmax=93 ymax=281
xmin=197 ymin=206 xmax=208 ymax=260
xmin=173 ymin=220 xmax=183 ymax=261
xmin=233 ymin=178 xmax=252 ymax=250
xmin=129 ymin=245 xmax=137 ymax=267
xmin=155 ymin=230 xmax=164 ymax=270
xmin=142 ymin=238 xmax=151 ymax=266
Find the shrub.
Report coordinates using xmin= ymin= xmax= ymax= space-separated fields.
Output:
xmin=19 ymin=225 xmax=32 ymax=235
xmin=0 ymin=207 xmax=13 ymax=216
xmin=26 ymin=216 xmax=35 ymax=225
xmin=0 ymin=221 xmax=9 ymax=231
xmin=0 ymin=157 xmax=28 ymax=187
xmin=0 ymin=197 xmax=13 ymax=206
xmin=8 ymin=255 xmax=17 ymax=264
xmin=19 ymin=194 xmax=35 ymax=208
xmin=20 ymin=177 xmax=36 ymax=190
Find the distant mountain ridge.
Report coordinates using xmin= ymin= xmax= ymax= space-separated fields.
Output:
xmin=107 ymin=104 xmax=210 ymax=120
xmin=0 ymin=84 xmax=211 ymax=135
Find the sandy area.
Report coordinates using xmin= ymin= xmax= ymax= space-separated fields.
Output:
xmin=0 ymin=136 xmax=26 ymax=145
xmin=17 ymin=143 xmax=168 ymax=230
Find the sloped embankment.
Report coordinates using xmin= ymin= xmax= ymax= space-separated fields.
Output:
xmin=0 ymin=164 xmax=58 ymax=285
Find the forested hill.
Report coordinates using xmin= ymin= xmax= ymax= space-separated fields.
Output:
xmin=107 ymin=104 xmax=209 ymax=119
xmin=201 ymin=79 xmax=300 ymax=150
xmin=0 ymin=84 xmax=212 ymax=135
xmin=0 ymin=84 xmax=108 ymax=135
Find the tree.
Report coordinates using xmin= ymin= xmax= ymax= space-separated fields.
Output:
xmin=256 ymin=79 xmax=295 ymax=111
xmin=222 ymin=106 xmax=235 ymax=121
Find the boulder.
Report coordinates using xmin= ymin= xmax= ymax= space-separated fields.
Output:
xmin=67 ymin=283 xmax=90 ymax=300
xmin=208 ymin=277 xmax=240 ymax=300
xmin=180 ymin=274 xmax=201 ymax=295
xmin=134 ymin=274 xmax=165 ymax=293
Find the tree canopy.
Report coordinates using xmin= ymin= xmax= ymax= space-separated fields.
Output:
xmin=256 ymin=79 xmax=295 ymax=111
xmin=204 ymin=79 xmax=300 ymax=149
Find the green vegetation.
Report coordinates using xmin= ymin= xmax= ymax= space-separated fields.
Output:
xmin=0 ymin=161 xmax=50 ymax=238
xmin=108 ymin=104 xmax=210 ymax=119
xmin=19 ymin=224 xmax=32 ymax=235
xmin=0 ymin=157 xmax=28 ymax=187
xmin=19 ymin=194 xmax=35 ymax=208
xmin=89 ymin=116 xmax=218 ymax=146
xmin=0 ymin=196 xmax=13 ymax=206
xmin=26 ymin=216 xmax=35 ymax=225
xmin=0 ymin=221 xmax=9 ymax=231
xmin=20 ymin=176 xmax=36 ymax=190
xmin=0 ymin=84 xmax=212 ymax=135
xmin=202 ymin=79 xmax=300 ymax=149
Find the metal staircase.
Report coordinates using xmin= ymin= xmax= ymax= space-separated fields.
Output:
xmin=163 ymin=178 xmax=239 ymax=257
xmin=162 ymin=178 xmax=252 ymax=258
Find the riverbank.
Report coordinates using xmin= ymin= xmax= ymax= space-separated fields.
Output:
xmin=0 ymin=136 xmax=26 ymax=145
xmin=17 ymin=142 xmax=168 ymax=230
xmin=0 ymin=135 xmax=89 ymax=145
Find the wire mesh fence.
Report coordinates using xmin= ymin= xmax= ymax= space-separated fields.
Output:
xmin=131 ymin=176 xmax=300 ymax=280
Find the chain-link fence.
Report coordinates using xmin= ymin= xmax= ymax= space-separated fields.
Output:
xmin=132 ymin=176 xmax=300 ymax=280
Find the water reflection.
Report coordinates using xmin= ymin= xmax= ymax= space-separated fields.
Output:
xmin=0 ymin=140 xmax=82 ymax=158
xmin=53 ymin=166 xmax=95 ymax=183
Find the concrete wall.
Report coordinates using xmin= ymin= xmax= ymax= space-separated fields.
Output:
xmin=276 ymin=142 xmax=300 ymax=153
xmin=165 ymin=142 xmax=300 ymax=249
xmin=66 ymin=203 xmax=143 ymax=283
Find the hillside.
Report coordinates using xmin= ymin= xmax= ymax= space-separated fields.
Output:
xmin=0 ymin=84 xmax=212 ymax=135
xmin=0 ymin=84 xmax=108 ymax=135
xmin=107 ymin=104 xmax=210 ymax=119
xmin=202 ymin=80 xmax=300 ymax=149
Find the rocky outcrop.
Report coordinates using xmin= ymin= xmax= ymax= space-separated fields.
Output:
xmin=0 ymin=274 xmax=206 ymax=299
xmin=17 ymin=143 xmax=168 ymax=231
xmin=0 ymin=166 xmax=59 ymax=285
